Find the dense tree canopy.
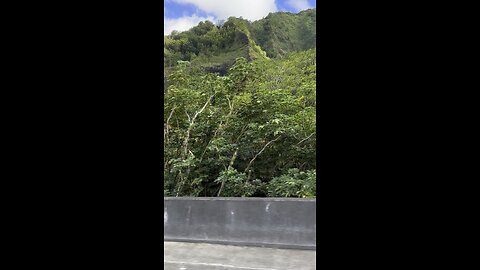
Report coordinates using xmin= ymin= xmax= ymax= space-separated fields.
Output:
xmin=164 ymin=9 xmax=316 ymax=198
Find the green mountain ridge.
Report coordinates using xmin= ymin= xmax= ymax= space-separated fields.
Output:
xmin=163 ymin=9 xmax=317 ymax=197
xmin=164 ymin=8 xmax=316 ymax=73
xmin=249 ymin=9 xmax=316 ymax=58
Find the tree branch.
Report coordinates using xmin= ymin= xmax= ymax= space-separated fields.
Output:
xmin=244 ymin=135 xmax=282 ymax=173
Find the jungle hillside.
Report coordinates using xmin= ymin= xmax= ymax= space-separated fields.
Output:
xmin=164 ymin=9 xmax=316 ymax=198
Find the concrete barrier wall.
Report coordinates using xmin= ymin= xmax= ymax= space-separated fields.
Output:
xmin=164 ymin=197 xmax=316 ymax=250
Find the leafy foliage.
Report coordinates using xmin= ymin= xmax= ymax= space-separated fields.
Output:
xmin=267 ymin=169 xmax=316 ymax=198
xmin=164 ymin=9 xmax=316 ymax=198
xmin=164 ymin=9 xmax=316 ymax=72
xmin=249 ymin=9 xmax=316 ymax=58
xmin=164 ymin=49 xmax=316 ymax=197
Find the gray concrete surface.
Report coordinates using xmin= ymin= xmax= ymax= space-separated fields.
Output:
xmin=164 ymin=197 xmax=316 ymax=250
xmin=164 ymin=241 xmax=316 ymax=270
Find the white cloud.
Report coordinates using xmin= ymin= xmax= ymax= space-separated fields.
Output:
xmin=171 ymin=0 xmax=277 ymax=21
xmin=285 ymin=0 xmax=313 ymax=12
xmin=164 ymin=14 xmax=215 ymax=35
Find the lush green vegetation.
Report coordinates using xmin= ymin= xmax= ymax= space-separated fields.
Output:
xmin=249 ymin=9 xmax=316 ymax=58
xmin=164 ymin=9 xmax=316 ymax=197
xmin=164 ymin=9 xmax=315 ymax=73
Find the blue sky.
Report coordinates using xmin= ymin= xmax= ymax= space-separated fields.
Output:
xmin=164 ymin=0 xmax=316 ymax=35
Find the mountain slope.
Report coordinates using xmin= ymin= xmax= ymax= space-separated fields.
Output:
xmin=249 ymin=9 xmax=316 ymax=58
xmin=163 ymin=9 xmax=317 ymax=197
xmin=164 ymin=9 xmax=316 ymax=73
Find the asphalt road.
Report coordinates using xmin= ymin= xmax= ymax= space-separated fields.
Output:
xmin=164 ymin=241 xmax=316 ymax=270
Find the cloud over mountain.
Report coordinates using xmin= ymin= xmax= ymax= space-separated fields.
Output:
xmin=171 ymin=0 xmax=277 ymax=21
